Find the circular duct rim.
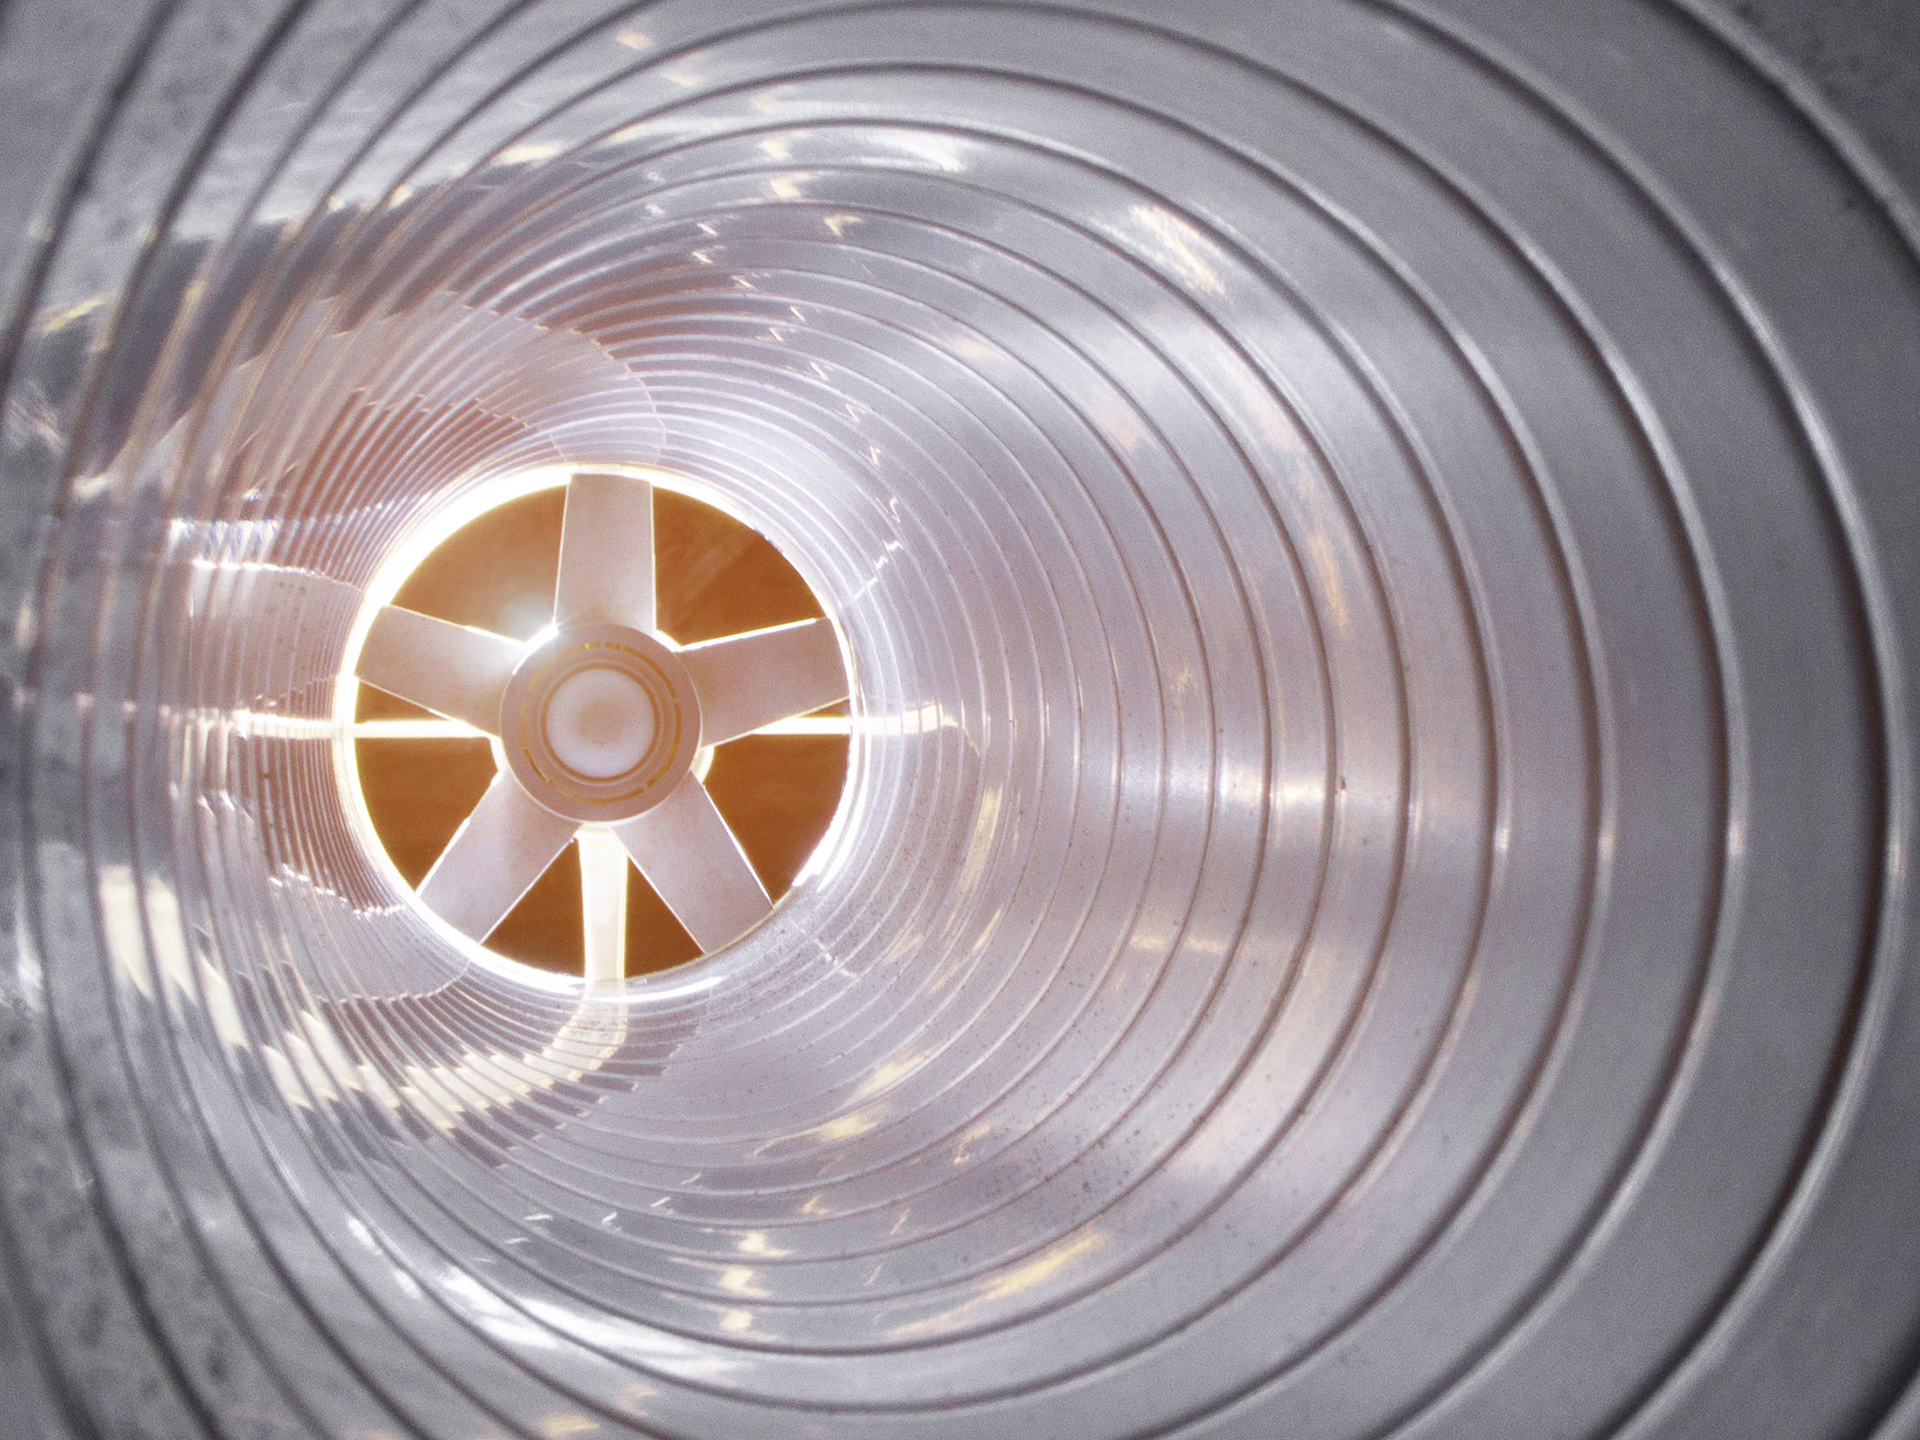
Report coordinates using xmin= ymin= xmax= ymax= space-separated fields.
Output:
xmin=334 ymin=460 xmax=858 ymax=991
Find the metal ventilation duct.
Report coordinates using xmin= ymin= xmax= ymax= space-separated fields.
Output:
xmin=2 ymin=2 xmax=1917 ymax=1437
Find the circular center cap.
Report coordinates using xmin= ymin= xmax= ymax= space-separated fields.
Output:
xmin=544 ymin=666 xmax=655 ymax=778
xmin=497 ymin=622 xmax=702 ymax=823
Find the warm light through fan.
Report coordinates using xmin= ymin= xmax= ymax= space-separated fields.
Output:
xmin=346 ymin=472 xmax=851 ymax=979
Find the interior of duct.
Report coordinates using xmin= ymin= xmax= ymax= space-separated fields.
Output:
xmin=2 ymin=2 xmax=1918 ymax=1438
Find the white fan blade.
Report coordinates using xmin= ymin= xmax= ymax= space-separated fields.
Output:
xmin=355 ymin=606 xmax=523 ymax=734
xmin=417 ymin=773 xmax=578 ymax=941
xmin=556 ymin=472 xmax=655 ymax=631
xmin=612 ymin=772 xmax=771 ymax=951
xmin=577 ymin=828 xmax=631 ymax=988
xmin=678 ymin=617 xmax=847 ymax=746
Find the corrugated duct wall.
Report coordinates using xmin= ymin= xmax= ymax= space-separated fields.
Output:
xmin=1 ymin=2 xmax=1917 ymax=1436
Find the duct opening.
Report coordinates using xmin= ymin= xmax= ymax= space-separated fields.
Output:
xmin=346 ymin=474 xmax=852 ymax=978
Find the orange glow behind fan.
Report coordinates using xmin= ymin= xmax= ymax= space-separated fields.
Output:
xmin=353 ymin=485 xmax=848 ymax=975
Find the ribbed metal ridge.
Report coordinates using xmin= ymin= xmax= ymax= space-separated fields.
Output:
xmin=0 ymin=3 xmax=1916 ymax=1437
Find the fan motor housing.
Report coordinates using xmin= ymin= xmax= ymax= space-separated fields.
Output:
xmin=499 ymin=624 xmax=702 ymax=823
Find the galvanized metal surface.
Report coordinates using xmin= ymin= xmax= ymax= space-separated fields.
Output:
xmin=0 ymin=2 xmax=1916 ymax=1436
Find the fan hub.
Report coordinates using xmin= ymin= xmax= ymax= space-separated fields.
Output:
xmin=546 ymin=667 xmax=656 ymax=777
xmin=497 ymin=623 xmax=701 ymax=822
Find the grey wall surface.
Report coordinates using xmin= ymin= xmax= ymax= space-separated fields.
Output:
xmin=1730 ymin=0 xmax=1920 ymax=199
